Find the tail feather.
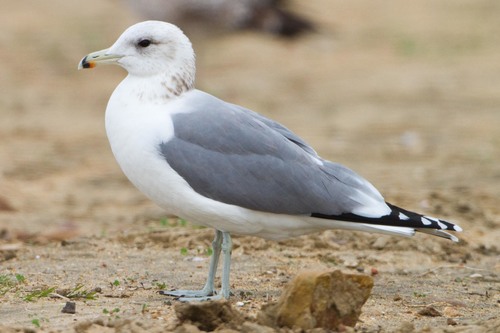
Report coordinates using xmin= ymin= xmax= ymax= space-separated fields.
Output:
xmin=360 ymin=224 xmax=416 ymax=238
xmin=416 ymin=228 xmax=459 ymax=242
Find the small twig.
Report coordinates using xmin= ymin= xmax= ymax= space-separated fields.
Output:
xmin=419 ymin=265 xmax=491 ymax=277
xmin=50 ymin=293 xmax=70 ymax=301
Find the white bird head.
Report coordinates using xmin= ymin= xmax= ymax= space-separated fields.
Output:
xmin=79 ymin=21 xmax=196 ymax=93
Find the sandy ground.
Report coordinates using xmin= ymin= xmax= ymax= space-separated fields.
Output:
xmin=0 ymin=0 xmax=499 ymax=332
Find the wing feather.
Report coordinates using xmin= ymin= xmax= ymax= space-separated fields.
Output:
xmin=158 ymin=92 xmax=386 ymax=217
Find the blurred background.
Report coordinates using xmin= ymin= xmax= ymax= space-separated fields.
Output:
xmin=0 ymin=0 xmax=499 ymax=243
xmin=0 ymin=1 xmax=499 ymax=331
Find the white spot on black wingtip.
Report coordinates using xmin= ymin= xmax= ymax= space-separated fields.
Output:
xmin=421 ymin=217 xmax=432 ymax=225
xmin=424 ymin=216 xmax=440 ymax=223
xmin=425 ymin=215 xmax=462 ymax=232
xmin=398 ymin=212 xmax=409 ymax=220
xmin=437 ymin=221 xmax=447 ymax=230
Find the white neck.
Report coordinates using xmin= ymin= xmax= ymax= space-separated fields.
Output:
xmin=116 ymin=69 xmax=195 ymax=104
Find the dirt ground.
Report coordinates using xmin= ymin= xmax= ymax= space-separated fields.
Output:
xmin=0 ymin=0 xmax=499 ymax=332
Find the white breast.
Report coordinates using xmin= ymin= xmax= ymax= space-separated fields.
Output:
xmin=105 ymin=78 xmax=181 ymax=210
xmin=104 ymin=82 xmax=245 ymax=227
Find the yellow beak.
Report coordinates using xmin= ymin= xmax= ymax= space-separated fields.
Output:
xmin=78 ymin=48 xmax=123 ymax=70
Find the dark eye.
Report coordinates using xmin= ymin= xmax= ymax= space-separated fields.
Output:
xmin=138 ymin=39 xmax=151 ymax=48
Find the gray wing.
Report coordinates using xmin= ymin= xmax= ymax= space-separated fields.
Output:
xmin=233 ymin=104 xmax=319 ymax=157
xmin=159 ymin=92 xmax=383 ymax=216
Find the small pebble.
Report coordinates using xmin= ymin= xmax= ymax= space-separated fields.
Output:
xmin=443 ymin=306 xmax=461 ymax=318
xmin=235 ymin=301 xmax=245 ymax=307
xmin=372 ymin=237 xmax=389 ymax=250
xmin=344 ymin=260 xmax=358 ymax=268
xmin=447 ymin=318 xmax=458 ymax=326
xmin=395 ymin=321 xmax=415 ymax=332
xmin=469 ymin=273 xmax=483 ymax=279
xmin=370 ymin=267 xmax=379 ymax=276
xmin=418 ymin=306 xmax=442 ymax=317
xmin=61 ymin=301 xmax=76 ymax=314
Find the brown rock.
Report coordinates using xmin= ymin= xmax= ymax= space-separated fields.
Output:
xmin=258 ymin=270 xmax=373 ymax=330
xmin=392 ymin=321 xmax=415 ymax=333
xmin=74 ymin=319 xmax=93 ymax=333
xmin=443 ymin=306 xmax=461 ymax=318
xmin=175 ymin=300 xmax=244 ymax=332
xmin=174 ymin=323 xmax=203 ymax=333
xmin=418 ymin=306 xmax=442 ymax=317
xmin=0 ymin=325 xmax=22 ymax=333
xmin=240 ymin=322 xmax=276 ymax=333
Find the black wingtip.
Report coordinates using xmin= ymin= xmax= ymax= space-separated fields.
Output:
xmin=311 ymin=202 xmax=462 ymax=234
xmin=385 ymin=202 xmax=461 ymax=231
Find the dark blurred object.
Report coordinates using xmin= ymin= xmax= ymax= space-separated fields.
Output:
xmin=61 ymin=301 xmax=76 ymax=314
xmin=123 ymin=0 xmax=314 ymax=38
xmin=0 ymin=196 xmax=15 ymax=212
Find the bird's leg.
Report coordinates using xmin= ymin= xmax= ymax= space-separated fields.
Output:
xmin=200 ymin=230 xmax=223 ymax=294
xmin=175 ymin=231 xmax=232 ymax=302
xmin=159 ymin=230 xmax=222 ymax=299
xmin=219 ymin=231 xmax=232 ymax=299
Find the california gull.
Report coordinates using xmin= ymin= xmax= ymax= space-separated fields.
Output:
xmin=78 ymin=21 xmax=462 ymax=301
